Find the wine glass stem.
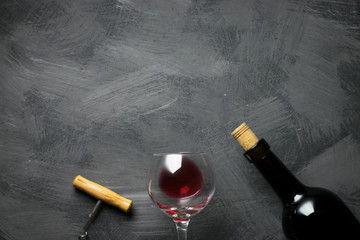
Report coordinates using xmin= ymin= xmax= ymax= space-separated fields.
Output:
xmin=174 ymin=220 xmax=190 ymax=240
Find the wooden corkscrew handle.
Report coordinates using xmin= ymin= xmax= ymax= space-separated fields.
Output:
xmin=73 ymin=175 xmax=133 ymax=213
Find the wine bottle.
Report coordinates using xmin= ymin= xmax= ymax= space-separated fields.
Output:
xmin=232 ymin=123 xmax=360 ymax=239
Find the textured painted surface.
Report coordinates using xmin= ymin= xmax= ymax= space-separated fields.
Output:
xmin=0 ymin=0 xmax=360 ymax=239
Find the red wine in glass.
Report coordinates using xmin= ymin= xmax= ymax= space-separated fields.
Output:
xmin=148 ymin=152 xmax=215 ymax=240
xmin=159 ymin=157 xmax=203 ymax=199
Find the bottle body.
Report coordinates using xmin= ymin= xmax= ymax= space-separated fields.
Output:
xmin=245 ymin=139 xmax=360 ymax=240
xmin=282 ymin=187 xmax=360 ymax=239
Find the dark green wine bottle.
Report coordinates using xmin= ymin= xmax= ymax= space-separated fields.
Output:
xmin=232 ymin=123 xmax=360 ymax=239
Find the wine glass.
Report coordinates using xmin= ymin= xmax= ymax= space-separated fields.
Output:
xmin=147 ymin=152 xmax=215 ymax=240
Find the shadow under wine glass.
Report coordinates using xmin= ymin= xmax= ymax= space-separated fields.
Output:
xmin=147 ymin=152 xmax=215 ymax=240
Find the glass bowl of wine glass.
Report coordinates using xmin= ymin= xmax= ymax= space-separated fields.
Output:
xmin=147 ymin=152 xmax=215 ymax=240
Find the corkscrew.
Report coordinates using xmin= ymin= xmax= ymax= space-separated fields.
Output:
xmin=73 ymin=175 xmax=133 ymax=239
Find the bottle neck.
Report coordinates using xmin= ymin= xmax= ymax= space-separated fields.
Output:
xmin=244 ymin=139 xmax=306 ymax=205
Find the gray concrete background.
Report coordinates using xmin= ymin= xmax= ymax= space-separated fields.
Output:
xmin=1 ymin=0 xmax=360 ymax=239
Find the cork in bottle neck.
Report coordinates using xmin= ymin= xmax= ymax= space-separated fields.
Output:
xmin=231 ymin=123 xmax=259 ymax=151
